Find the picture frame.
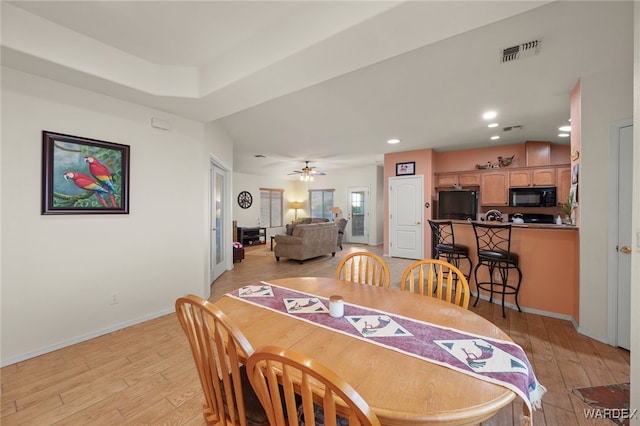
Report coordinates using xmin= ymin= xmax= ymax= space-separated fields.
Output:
xmin=42 ymin=131 xmax=130 ymax=214
xmin=572 ymin=163 xmax=579 ymax=184
xmin=396 ymin=161 xmax=415 ymax=176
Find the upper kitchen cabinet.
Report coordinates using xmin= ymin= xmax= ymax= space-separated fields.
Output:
xmin=556 ymin=166 xmax=572 ymax=205
xmin=435 ymin=172 xmax=480 ymax=188
xmin=480 ymin=171 xmax=508 ymax=206
xmin=509 ymin=167 xmax=557 ymax=187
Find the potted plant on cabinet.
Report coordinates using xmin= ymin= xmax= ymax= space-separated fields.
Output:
xmin=560 ymin=192 xmax=574 ymax=225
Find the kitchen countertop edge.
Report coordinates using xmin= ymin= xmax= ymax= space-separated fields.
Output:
xmin=449 ymin=220 xmax=579 ymax=230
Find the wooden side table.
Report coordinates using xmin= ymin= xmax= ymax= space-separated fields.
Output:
xmin=233 ymin=247 xmax=245 ymax=263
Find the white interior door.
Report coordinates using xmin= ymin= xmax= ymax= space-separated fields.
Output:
xmin=616 ymin=124 xmax=633 ymax=349
xmin=210 ymin=161 xmax=227 ymax=283
xmin=608 ymin=119 xmax=633 ymax=350
xmin=347 ymin=186 xmax=369 ymax=244
xmin=389 ymin=176 xmax=424 ymax=260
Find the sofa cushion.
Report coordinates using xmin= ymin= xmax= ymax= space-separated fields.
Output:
xmin=286 ymin=224 xmax=295 ymax=235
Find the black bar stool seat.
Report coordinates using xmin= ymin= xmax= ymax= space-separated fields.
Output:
xmin=472 ymin=222 xmax=522 ymax=317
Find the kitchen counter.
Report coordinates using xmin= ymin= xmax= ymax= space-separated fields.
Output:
xmin=450 ymin=219 xmax=579 ymax=231
xmin=444 ymin=221 xmax=579 ymax=320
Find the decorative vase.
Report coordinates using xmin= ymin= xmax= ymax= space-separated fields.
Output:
xmin=565 ymin=215 xmax=573 ymax=225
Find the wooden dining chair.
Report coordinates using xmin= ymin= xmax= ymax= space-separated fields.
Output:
xmin=399 ymin=259 xmax=471 ymax=309
xmin=175 ymin=295 xmax=268 ymax=426
xmin=246 ymin=345 xmax=381 ymax=426
xmin=335 ymin=252 xmax=390 ymax=288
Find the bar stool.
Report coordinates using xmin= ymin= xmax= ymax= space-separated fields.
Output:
xmin=471 ymin=222 xmax=522 ymax=317
xmin=428 ymin=220 xmax=473 ymax=282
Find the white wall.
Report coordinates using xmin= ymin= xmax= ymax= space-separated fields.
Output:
xmin=232 ymin=173 xmax=294 ymax=240
xmin=578 ymin=64 xmax=633 ymax=340
xmin=0 ymin=68 xmax=215 ymax=365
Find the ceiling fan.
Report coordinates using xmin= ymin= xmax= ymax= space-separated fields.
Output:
xmin=288 ymin=161 xmax=326 ymax=181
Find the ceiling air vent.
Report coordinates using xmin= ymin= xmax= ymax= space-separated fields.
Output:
xmin=503 ymin=125 xmax=524 ymax=132
xmin=500 ymin=40 xmax=541 ymax=63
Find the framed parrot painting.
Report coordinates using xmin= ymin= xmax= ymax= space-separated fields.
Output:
xmin=42 ymin=131 xmax=130 ymax=214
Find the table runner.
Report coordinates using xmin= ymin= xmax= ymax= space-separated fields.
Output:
xmin=226 ymin=281 xmax=546 ymax=419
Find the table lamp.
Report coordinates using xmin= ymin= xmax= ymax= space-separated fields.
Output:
xmin=331 ymin=207 xmax=342 ymax=221
xmin=290 ymin=201 xmax=302 ymax=222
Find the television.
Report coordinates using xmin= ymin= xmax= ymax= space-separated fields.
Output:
xmin=438 ymin=190 xmax=478 ymax=220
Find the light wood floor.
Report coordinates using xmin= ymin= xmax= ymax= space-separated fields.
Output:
xmin=1 ymin=244 xmax=629 ymax=425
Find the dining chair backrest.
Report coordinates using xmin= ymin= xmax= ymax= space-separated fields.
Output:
xmin=246 ymin=345 xmax=381 ymax=426
xmin=175 ymin=295 xmax=267 ymax=426
xmin=399 ymin=259 xmax=471 ymax=309
xmin=335 ymin=252 xmax=390 ymax=287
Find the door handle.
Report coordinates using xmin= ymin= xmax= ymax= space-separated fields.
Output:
xmin=416 ymin=221 xmax=421 ymax=225
xmin=619 ymin=246 xmax=632 ymax=254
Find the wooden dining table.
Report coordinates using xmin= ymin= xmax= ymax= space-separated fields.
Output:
xmin=214 ymin=276 xmax=519 ymax=426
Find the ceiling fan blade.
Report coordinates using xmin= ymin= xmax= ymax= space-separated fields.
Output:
xmin=288 ymin=171 xmax=303 ymax=175
xmin=310 ymin=170 xmax=326 ymax=175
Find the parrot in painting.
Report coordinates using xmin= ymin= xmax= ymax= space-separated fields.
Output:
xmin=84 ymin=155 xmax=117 ymax=207
xmin=63 ymin=171 xmax=110 ymax=208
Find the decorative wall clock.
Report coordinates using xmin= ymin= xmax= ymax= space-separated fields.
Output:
xmin=237 ymin=191 xmax=252 ymax=209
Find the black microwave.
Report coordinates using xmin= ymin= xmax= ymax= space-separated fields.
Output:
xmin=509 ymin=187 xmax=556 ymax=207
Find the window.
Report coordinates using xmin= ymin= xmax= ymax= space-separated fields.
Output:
xmin=309 ymin=189 xmax=334 ymax=220
xmin=260 ymin=188 xmax=283 ymax=228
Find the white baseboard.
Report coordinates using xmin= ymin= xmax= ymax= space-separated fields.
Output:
xmin=473 ymin=293 xmax=574 ymax=321
xmin=573 ymin=321 xmax=609 ymax=344
xmin=1 ymin=307 xmax=175 ymax=368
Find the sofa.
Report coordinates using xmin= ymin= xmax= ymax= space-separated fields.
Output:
xmin=274 ymin=222 xmax=338 ymax=263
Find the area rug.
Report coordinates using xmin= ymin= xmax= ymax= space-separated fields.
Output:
xmin=571 ymin=383 xmax=631 ymax=426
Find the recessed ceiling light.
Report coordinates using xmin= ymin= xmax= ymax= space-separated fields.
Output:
xmin=483 ymin=111 xmax=497 ymax=120
xmin=558 ymin=133 xmax=570 ymax=138
xmin=488 ymin=123 xmax=499 ymax=128
xmin=559 ymin=125 xmax=571 ymax=132
xmin=490 ymin=135 xmax=500 ymax=140
xmin=387 ymin=139 xmax=400 ymax=144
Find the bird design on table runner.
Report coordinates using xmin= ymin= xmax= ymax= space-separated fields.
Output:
xmin=289 ymin=298 xmax=320 ymax=311
xmin=84 ymin=155 xmax=117 ymax=207
xmin=461 ymin=341 xmax=495 ymax=368
xmin=361 ymin=316 xmax=391 ymax=334
xmin=63 ymin=171 xmax=111 ymax=208
xmin=435 ymin=338 xmax=527 ymax=374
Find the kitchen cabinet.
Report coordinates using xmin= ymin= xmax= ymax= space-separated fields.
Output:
xmin=509 ymin=168 xmax=556 ymax=187
xmin=480 ymin=171 xmax=508 ymax=206
xmin=556 ymin=166 xmax=571 ymax=205
xmin=509 ymin=170 xmax=531 ymax=187
xmin=532 ymin=168 xmax=556 ymax=186
xmin=435 ymin=172 xmax=480 ymax=188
